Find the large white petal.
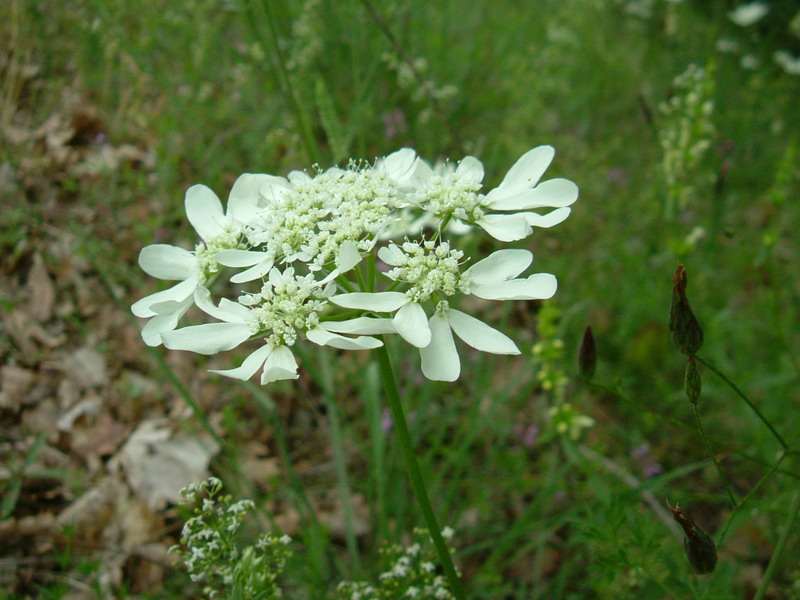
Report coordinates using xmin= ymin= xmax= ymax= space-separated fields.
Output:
xmin=486 ymin=178 xmax=578 ymax=210
xmin=488 ymin=146 xmax=555 ymax=199
xmin=209 ymin=344 xmax=273 ymax=381
xmin=463 ymin=249 xmax=533 ymax=284
xmin=320 ymin=317 xmax=397 ymax=335
xmin=140 ymin=297 xmax=194 ymax=346
xmin=379 ymin=148 xmax=418 ymax=187
xmin=393 ymin=302 xmax=432 ymax=348
xmin=336 ymin=241 xmax=363 ymax=272
xmin=478 ymin=214 xmax=532 ymax=242
xmin=330 ymin=291 xmax=409 ymax=312
xmin=261 ymin=345 xmax=299 ymax=384
xmin=377 ymin=244 xmax=406 ymax=267
xmin=447 ymin=308 xmax=520 ymax=355
xmin=471 ymin=273 xmax=557 ymax=300
xmin=131 ymin=276 xmax=198 ymax=318
xmin=230 ymin=258 xmax=274 ymax=283
xmin=526 ymin=207 xmax=572 ymax=228
xmin=193 ymin=287 xmax=250 ymax=323
xmin=455 ymin=156 xmax=485 ymax=186
xmin=138 ymin=244 xmax=196 ymax=280
xmin=228 ymin=174 xmax=287 ymax=224
xmin=420 ymin=312 xmax=460 ymax=382
xmin=306 ymin=328 xmax=383 ymax=350
xmin=185 ymin=184 xmax=226 ymax=241
xmin=162 ymin=323 xmax=252 ymax=355
xmin=216 ymin=249 xmax=271 ymax=268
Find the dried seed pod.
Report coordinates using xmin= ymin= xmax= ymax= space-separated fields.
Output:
xmin=578 ymin=326 xmax=597 ymax=381
xmin=669 ymin=502 xmax=717 ymax=574
xmin=669 ymin=264 xmax=704 ymax=355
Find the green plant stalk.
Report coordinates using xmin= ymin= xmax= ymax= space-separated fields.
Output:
xmin=716 ymin=452 xmax=786 ymax=545
xmin=753 ymin=489 xmax=800 ymax=600
xmin=696 ymin=355 xmax=788 ymax=450
xmin=375 ymin=343 xmax=466 ymax=600
xmin=251 ymin=0 xmax=322 ymax=165
xmin=692 ymin=403 xmax=737 ymax=508
xmin=319 ymin=351 xmax=363 ymax=574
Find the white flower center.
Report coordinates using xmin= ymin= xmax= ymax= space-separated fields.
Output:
xmin=246 ymin=165 xmax=404 ymax=270
xmin=416 ymin=169 xmax=484 ymax=223
xmin=385 ymin=241 xmax=466 ymax=303
xmin=239 ymin=268 xmax=329 ymax=346
xmin=195 ymin=230 xmax=244 ymax=282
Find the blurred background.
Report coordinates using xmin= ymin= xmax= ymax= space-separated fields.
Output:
xmin=1 ymin=0 xmax=799 ymax=598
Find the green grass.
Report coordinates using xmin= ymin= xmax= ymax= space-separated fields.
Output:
xmin=2 ymin=0 xmax=800 ymax=598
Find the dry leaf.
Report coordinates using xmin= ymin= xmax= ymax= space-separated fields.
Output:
xmin=0 ymin=364 xmax=36 ymax=410
xmin=26 ymin=253 xmax=55 ymax=323
xmin=60 ymin=347 xmax=108 ymax=389
xmin=113 ymin=420 xmax=219 ymax=510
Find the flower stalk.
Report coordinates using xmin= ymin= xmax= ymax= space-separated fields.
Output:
xmin=375 ymin=343 xmax=465 ymax=600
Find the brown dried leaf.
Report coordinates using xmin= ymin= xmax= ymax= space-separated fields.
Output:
xmin=60 ymin=346 xmax=108 ymax=389
xmin=0 ymin=364 xmax=36 ymax=410
xmin=26 ymin=253 xmax=55 ymax=323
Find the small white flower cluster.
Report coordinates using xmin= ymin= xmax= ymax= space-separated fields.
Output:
xmin=336 ymin=528 xmax=456 ymax=600
xmin=658 ymin=64 xmax=715 ymax=213
xmin=132 ymin=145 xmax=577 ymax=383
xmin=170 ymin=478 xmax=292 ymax=599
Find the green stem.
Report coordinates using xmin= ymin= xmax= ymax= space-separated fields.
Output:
xmin=696 ymin=356 xmax=788 ymax=450
xmin=692 ymin=403 xmax=737 ymax=508
xmin=753 ymin=489 xmax=800 ymax=600
xmin=716 ymin=452 xmax=786 ymax=546
xmin=375 ymin=343 xmax=466 ymax=600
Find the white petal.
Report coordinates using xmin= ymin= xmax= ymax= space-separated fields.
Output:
xmin=377 ymin=244 xmax=406 ymax=267
xmin=138 ymin=244 xmax=196 ymax=280
xmin=420 ymin=312 xmax=460 ymax=381
xmin=393 ymin=302 xmax=432 ymax=348
xmin=228 ymin=174 xmax=285 ymax=224
xmin=261 ymin=345 xmax=299 ymax=384
xmin=379 ymin=148 xmax=418 ymax=186
xmin=526 ymin=207 xmax=572 ymax=228
xmin=185 ymin=184 xmax=226 ymax=241
xmin=330 ymin=291 xmax=409 ymax=312
xmin=463 ymin=249 xmax=533 ymax=284
xmin=306 ymin=328 xmax=383 ymax=350
xmin=230 ymin=258 xmax=275 ymax=283
xmin=140 ymin=297 xmax=194 ymax=346
xmin=336 ymin=241 xmax=362 ymax=272
xmin=455 ymin=156 xmax=484 ymax=186
xmin=487 ymin=178 xmax=578 ymax=210
xmin=488 ymin=146 xmax=555 ymax=199
xmin=478 ymin=214 xmax=533 ymax=242
xmin=162 ymin=323 xmax=252 ymax=355
xmin=216 ymin=249 xmax=271 ymax=268
xmin=193 ymin=287 xmax=250 ymax=323
xmin=471 ymin=273 xmax=557 ymax=300
xmin=447 ymin=309 xmax=520 ymax=355
xmin=131 ymin=277 xmax=198 ymax=318
xmin=209 ymin=344 xmax=273 ymax=380
xmin=321 ymin=317 xmax=397 ymax=335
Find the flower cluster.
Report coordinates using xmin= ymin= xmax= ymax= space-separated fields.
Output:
xmin=132 ymin=146 xmax=577 ymax=383
xmin=336 ymin=527 xmax=457 ymax=600
xmin=170 ymin=478 xmax=292 ymax=599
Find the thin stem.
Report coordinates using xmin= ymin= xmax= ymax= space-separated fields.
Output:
xmin=696 ymin=355 xmax=788 ymax=450
xmin=248 ymin=0 xmax=322 ymax=165
xmin=716 ymin=452 xmax=787 ymax=545
xmin=692 ymin=403 xmax=737 ymax=508
xmin=375 ymin=343 xmax=466 ymax=600
xmin=753 ymin=489 xmax=800 ymax=600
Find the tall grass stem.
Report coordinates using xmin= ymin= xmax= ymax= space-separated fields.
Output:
xmin=753 ymin=489 xmax=800 ymax=600
xmin=375 ymin=343 xmax=466 ymax=600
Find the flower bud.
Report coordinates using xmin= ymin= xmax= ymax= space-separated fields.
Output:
xmin=669 ymin=264 xmax=704 ymax=355
xmin=578 ymin=326 xmax=596 ymax=381
xmin=684 ymin=357 xmax=702 ymax=405
xmin=669 ymin=502 xmax=717 ymax=574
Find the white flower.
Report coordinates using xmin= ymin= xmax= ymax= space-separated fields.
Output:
xmin=411 ymin=146 xmax=577 ymax=242
xmin=775 ymin=50 xmax=800 ymax=75
xmin=131 ymin=174 xmax=272 ymax=345
xmin=332 ymin=246 xmax=556 ymax=381
xmin=161 ymin=269 xmax=389 ymax=384
xmin=729 ymin=2 xmax=769 ymax=27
